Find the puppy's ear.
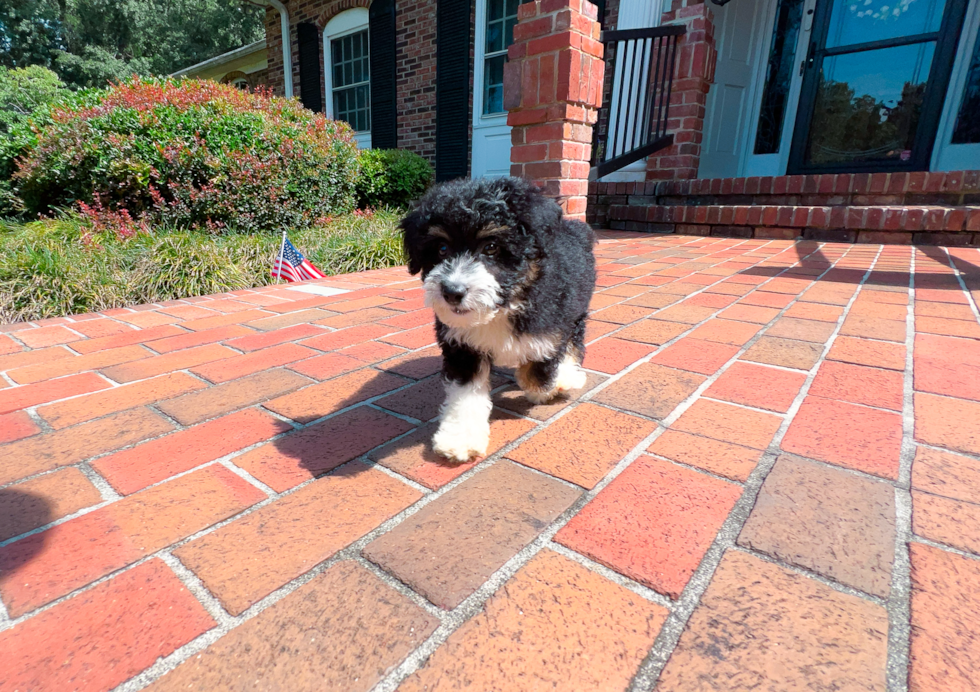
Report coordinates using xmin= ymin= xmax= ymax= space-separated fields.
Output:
xmin=399 ymin=209 xmax=428 ymax=275
xmin=513 ymin=179 xmax=563 ymax=236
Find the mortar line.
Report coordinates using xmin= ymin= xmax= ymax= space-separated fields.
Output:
xmin=547 ymin=542 xmax=675 ymax=609
xmin=887 ymin=244 xmax=916 ymax=692
xmin=158 ymin=552 xmax=237 ymax=628
xmin=941 ymin=247 xmax=980 ymax=321
xmin=910 ymin=536 xmax=980 ymax=562
xmin=729 ymin=544 xmax=888 ymax=605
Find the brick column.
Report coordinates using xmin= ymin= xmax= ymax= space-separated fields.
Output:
xmin=505 ymin=0 xmax=604 ymax=222
xmin=645 ymin=1 xmax=717 ymax=181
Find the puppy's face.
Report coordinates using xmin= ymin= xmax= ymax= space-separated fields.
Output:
xmin=401 ymin=178 xmax=560 ymax=329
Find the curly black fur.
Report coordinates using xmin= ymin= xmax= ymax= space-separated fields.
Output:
xmin=401 ymin=176 xmax=596 ymax=389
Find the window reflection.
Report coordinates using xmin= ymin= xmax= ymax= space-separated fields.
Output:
xmin=826 ymin=0 xmax=946 ymax=48
xmin=951 ymin=25 xmax=980 ymax=144
xmin=806 ymin=42 xmax=934 ymax=164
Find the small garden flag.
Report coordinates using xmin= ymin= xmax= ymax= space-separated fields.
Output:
xmin=272 ymin=232 xmax=325 ymax=282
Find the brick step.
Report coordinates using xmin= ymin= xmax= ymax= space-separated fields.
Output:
xmin=605 ymin=203 xmax=980 ymax=246
xmin=590 ymin=170 xmax=980 ymax=209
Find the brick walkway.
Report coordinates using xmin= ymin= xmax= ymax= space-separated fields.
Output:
xmin=1 ymin=232 xmax=979 ymax=691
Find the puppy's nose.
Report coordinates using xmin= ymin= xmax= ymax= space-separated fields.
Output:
xmin=441 ymin=281 xmax=467 ymax=306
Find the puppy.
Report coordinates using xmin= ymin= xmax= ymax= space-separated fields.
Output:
xmin=401 ymin=176 xmax=596 ymax=462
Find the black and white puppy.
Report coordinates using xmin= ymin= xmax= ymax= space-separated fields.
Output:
xmin=401 ymin=176 xmax=596 ymax=462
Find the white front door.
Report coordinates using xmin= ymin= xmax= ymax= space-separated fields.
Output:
xmin=472 ymin=0 xmax=519 ymax=178
xmin=933 ymin=0 xmax=980 ymax=172
xmin=698 ymin=0 xmax=767 ymax=179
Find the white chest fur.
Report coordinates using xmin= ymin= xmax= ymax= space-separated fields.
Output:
xmin=443 ymin=312 xmax=558 ymax=367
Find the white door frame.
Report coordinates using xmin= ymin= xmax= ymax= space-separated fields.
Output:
xmin=740 ymin=0 xmax=815 ymax=177
xmin=323 ymin=8 xmax=372 ymax=149
xmin=472 ymin=0 xmax=513 ymax=178
xmin=932 ymin=0 xmax=980 ymax=172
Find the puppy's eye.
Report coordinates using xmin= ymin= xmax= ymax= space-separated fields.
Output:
xmin=437 ymin=243 xmax=450 ymax=258
xmin=482 ymin=241 xmax=499 ymax=257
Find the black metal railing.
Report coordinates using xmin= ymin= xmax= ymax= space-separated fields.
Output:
xmin=591 ymin=24 xmax=685 ymax=179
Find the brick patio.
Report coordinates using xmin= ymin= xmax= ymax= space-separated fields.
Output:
xmin=2 ymin=231 xmax=980 ymax=691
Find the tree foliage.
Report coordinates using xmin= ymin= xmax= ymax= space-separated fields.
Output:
xmin=0 ymin=0 xmax=265 ymax=88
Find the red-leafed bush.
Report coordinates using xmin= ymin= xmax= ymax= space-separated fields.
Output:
xmin=13 ymin=78 xmax=360 ymax=233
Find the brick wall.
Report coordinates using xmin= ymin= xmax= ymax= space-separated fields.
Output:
xmin=645 ymin=0 xmax=716 ymax=181
xmin=506 ymin=0 xmax=605 ymax=221
xmin=394 ymin=0 xmax=438 ymax=162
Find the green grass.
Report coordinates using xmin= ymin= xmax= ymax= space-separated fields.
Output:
xmin=0 ymin=209 xmax=407 ymax=323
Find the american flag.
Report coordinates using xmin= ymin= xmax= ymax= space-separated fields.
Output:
xmin=272 ymin=236 xmax=325 ymax=282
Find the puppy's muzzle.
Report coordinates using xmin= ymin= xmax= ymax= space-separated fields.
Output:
xmin=440 ymin=280 xmax=467 ymax=307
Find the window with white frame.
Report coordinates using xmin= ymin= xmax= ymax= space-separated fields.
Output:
xmin=331 ymin=29 xmax=371 ymax=133
xmin=482 ymin=0 xmax=520 ymax=115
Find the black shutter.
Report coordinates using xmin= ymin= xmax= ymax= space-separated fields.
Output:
xmin=436 ymin=0 xmax=472 ymax=181
xmin=297 ymin=22 xmax=323 ymax=112
xmin=370 ymin=0 xmax=397 ymax=148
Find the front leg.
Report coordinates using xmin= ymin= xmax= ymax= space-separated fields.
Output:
xmin=432 ymin=341 xmax=492 ymax=463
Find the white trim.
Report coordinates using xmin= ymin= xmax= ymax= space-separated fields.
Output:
xmin=267 ymin=0 xmax=294 ymax=98
xmin=171 ymin=40 xmax=266 ymax=77
xmin=739 ymin=0 xmax=815 ymax=177
xmin=472 ymin=0 xmax=510 ymax=124
xmin=240 ymin=1 xmax=293 ymax=97
xmin=323 ymin=8 xmax=372 ymax=149
xmin=932 ymin=0 xmax=980 ymax=172
xmin=472 ymin=0 xmax=514 ymax=178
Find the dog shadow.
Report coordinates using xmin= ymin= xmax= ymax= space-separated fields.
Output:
xmin=267 ymin=344 xmax=458 ymax=485
xmin=265 ymin=349 xmax=596 ymax=487
xmin=0 ymin=488 xmax=54 ymax=574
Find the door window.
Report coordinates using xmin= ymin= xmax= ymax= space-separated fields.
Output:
xmin=482 ymin=0 xmax=520 ymax=115
xmin=790 ymin=0 xmax=966 ymax=172
xmin=807 ymin=41 xmax=935 ymax=165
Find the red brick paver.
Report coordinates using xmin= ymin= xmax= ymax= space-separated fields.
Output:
xmin=1 ymin=235 xmax=978 ymax=691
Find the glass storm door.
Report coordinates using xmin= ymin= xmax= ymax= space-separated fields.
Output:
xmin=788 ymin=0 xmax=967 ymax=173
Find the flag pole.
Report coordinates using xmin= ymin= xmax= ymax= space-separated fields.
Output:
xmin=275 ymin=230 xmax=287 ymax=283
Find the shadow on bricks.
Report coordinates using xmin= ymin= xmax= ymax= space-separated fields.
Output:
xmin=736 ymin=244 xmax=978 ymax=290
xmin=243 ymin=351 xmax=493 ymax=492
xmin=0 ymin=488 xmax=53 ymax=572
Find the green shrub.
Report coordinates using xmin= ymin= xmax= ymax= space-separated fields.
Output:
xmin=12 ymin=77 xmax=360 ymax=233
xmin=0 ymin=66 xmax=71 ymax=216
xmin=0 ymin=209 xmax=407 ymax=323
xmin=355 ymin=148 xmax=433 ymax=209
xmin=0 ymin=66 xmax=67 ymax=135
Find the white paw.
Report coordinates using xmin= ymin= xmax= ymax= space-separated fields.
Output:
xmin=432 ymin=420 xmax=490 ymax=462
xmin=553 ymin=362 xmax=587 ymax=393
